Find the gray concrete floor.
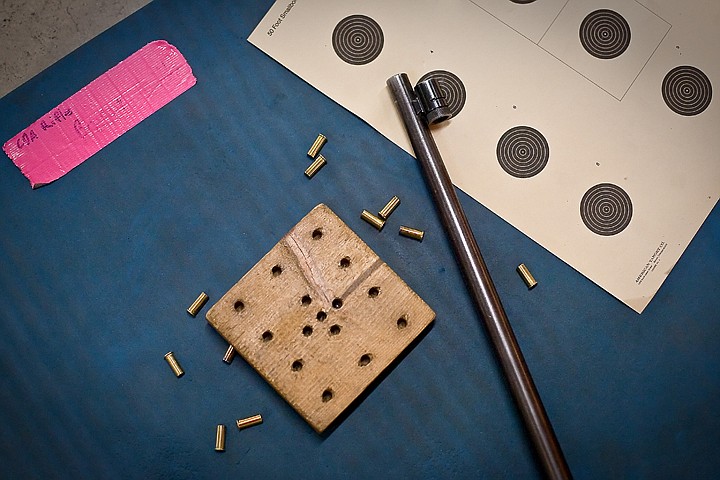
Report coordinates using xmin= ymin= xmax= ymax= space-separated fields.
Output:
xmin=0 ymin=0 xmax=152 ymax=99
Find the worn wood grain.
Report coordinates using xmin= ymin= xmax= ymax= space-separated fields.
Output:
xmin=206 ymin=204 xmax=435 ymax=433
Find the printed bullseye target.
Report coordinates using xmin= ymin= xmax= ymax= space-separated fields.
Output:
xmin=496 ymin=126 xmax=549 ymax=178
xmin=418 ymin=70 xmax=467 ymax=118
xmin=332 ymin=15 xmax=384 ymax=65
xmin=662 ymin=66 xmax=713 ymax=116
xmin=579 ymin=9 xmax=631 ymax=60
xmin=580 ymin=183 xmax=633 ymax=236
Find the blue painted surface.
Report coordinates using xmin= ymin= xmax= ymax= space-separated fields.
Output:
xmin=0 ymin=1 xmax=718 ymax=478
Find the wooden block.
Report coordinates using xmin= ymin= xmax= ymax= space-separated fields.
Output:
xmin=206 ymin=204 xmax=435 ymax=433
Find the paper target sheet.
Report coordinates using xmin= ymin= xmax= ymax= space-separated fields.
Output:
xmin=249 ymin=0 xmax=719 ymax=313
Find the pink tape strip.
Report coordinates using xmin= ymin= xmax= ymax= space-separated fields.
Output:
xmin=3 ymin=40 xmax=196 ymax=188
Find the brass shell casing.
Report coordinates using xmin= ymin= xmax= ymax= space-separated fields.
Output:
xmin=360 ymin=210 xmax=386 ymax=231
xmin=517 ymin=263 xmax=538 ymax=289
xmin=164 ymin=351 xmax=184 ymax=378
xmin=187 ymin=292 xmax=209 ymax=317
xmin=378 ymin=195 xmax=401 ymax=220
xmin=236 ymin=414 xmax=263 ymax=431
xmin=399 ymin=225 xmax=424 ymax=241
xmin=215 ymin=424 xmax=226 ymax=452
xmin=307 ymin=134 xmax=327 ymax=158
xmin=222 ymin=345 xmax=236 ymax=364
xmin=305 ymin=154 xmax=327 ymax=178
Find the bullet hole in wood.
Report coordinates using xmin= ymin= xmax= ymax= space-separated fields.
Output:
xmin=322 ymin=389 xmax=334 ymax=402
xmin=358 ymin=354 xmax=373 ymax=367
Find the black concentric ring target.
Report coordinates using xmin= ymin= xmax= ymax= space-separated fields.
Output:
xmin=580 ymin=183 xmax=633 ymax=236
xmin=662 ymin=66 xmax=713 ymax=116
xmin=418 ymin=70 xmax=467 ymax=118
xmin=332 ymin=15 xmax=384 ymax=65
xmin=496 ymin=126 xmax=549 ymax=178
xmin=579 ymin=9 xmax=631 ymax=60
